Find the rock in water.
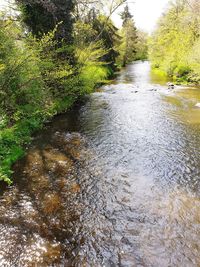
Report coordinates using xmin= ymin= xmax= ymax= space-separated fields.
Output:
xmin=167 ymin=82 xmax=175 ymax=89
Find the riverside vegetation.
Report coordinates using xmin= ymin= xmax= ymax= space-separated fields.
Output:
xmin=0 ymin=1 xmax=148 ymax=184
xmin=149 ymin=0 xmax=200 ymax=84
xmin=1 ymin=0 xmax=200 ymax=185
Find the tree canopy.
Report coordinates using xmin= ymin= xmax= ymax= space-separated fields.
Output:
xmin=149 ymin=0 xmax=200 ymax=83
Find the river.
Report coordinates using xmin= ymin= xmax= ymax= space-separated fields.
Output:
xmin=0 ymin=61 xmax=200 ymax=266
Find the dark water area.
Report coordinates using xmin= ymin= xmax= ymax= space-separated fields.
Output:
xmin=0 ymin=61 xmax=200 ymax=266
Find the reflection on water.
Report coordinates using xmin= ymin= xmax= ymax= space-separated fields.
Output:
xmin=164 ymin=87 xmax=200 ymax=124
xmin=0 ymin=61 xmax=200 ymax=266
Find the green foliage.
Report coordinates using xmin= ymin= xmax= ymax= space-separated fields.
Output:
xmin=187 ymin=38 xmax=200 ymax=83
xmin=117 ymin=5 xmax=138 ymax=66
xmin=74 ymin=11 xmax=121 ymax=72
xmin=17 ymin=0 xmax=75 ymax=44
xmin=73 ymin=21 xmax=97 ymax=48
xmin=75 ymin=38 xmax=109 ymax=93
xmin=0 ymin=27 xmax=45 ymax=126
xmin=75 ymin=41 xmax=107 ymax=66
xmin=80 ymin=65 xmax=108 ymax=93
xmin=0 ymin=113 xmax=47 ymax=184
xmin=91 ymin=15 xmax=121 ymax=71
xmin=135 ymin=30 xmax=148 ymax=60
xmin=149 ymin=0 xmax=200 ymax=84
xmin=117 ymin=20 xmax=137 ymax=66
xmin=0 ymin=0 xmax=146 ymax=184
xmin=0 ymin=11 xmax=111 ymax=184
xmin=73 ymin=21 xmax=111 ymax=92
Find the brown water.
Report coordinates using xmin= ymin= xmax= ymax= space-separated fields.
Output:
xmin=0 ymin=61 xmax=200 ymax=266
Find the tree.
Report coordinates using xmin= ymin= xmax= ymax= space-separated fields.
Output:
xmin=135 ymin=30 xmax=148 ymax=60
xmin=149 ymin=0 xmax=200 ymax=83
xmin=16 ymin=0 xmax=74 ymax=44
xmin=118 ymin=5 xmax=137 ymax=66
xmin=120 ymin=4 xmax=132 ymax=26
xmin=92 ymin=15 xmax=121 ymax=70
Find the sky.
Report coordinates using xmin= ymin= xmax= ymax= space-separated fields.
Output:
xmin=112 ymin=0 xmax=170 ymax=33
xmin=0 ymin=0 xmax=170 ymax=33
xmin=0 ymin=0 xmax=7 ymax=8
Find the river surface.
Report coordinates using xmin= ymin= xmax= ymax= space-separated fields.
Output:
xmin=0 ymin=61 xmax=200 ymax=266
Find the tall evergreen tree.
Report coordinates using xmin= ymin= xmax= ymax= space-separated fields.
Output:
xmin=119 ymin=5 xmax=137 ymax=66
xmin=121 ymin=4 xmax=133 ymax=26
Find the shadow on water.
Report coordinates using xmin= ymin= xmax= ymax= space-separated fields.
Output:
xmin=0 ymin=61 xmax=200 ymax=266
xmin=0 ymin=132 xmax=96 ymax=266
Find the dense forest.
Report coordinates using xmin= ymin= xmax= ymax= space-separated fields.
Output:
xmin=149 ymin=0 xmax=200 ymax=84
xmin=0 ymin=0 xmax=148 ymax=184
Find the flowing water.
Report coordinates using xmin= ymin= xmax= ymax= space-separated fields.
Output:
xmin=0 ymin=61 xmax=200 ymax=267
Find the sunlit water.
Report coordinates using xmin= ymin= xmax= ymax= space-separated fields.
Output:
xmin=0 ymin=61 xmax=200 ymax=266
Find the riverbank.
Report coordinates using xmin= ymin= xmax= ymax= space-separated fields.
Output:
xmin=0 ymin=14 xmax=114 ymax=185
xmin=0 ymin=95 xmax=77 ymax=184
xmin=0 ymin=67 xmax=113 ymax=185
xmin=148 ymin=0 xmax=200 ymax=88
xmin=151 ymin=67 xmax=200 ymax=87
xmin=0 ymin=1 xmax=146 ymax=185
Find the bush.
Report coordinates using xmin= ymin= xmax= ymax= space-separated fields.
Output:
xmin=0 ymin=17 xmax=110 ymax=184
xmin=148 ymin=0 xmax=200 ymax=84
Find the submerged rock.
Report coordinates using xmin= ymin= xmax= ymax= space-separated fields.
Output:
xmin=167 ymin=82 xmax=175 ymax=89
